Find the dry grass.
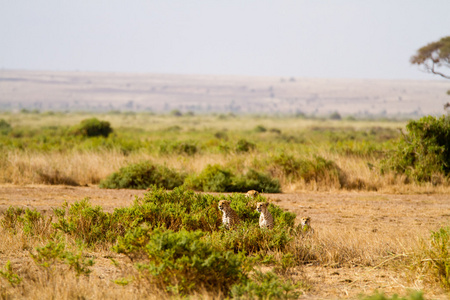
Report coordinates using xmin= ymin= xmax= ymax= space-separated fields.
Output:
xmin=2 ymin=148 xmax=450 ymax=194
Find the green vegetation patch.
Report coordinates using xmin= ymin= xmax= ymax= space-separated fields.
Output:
xmin=0 ymin=119 xmax=12 ymax=135
xmin=71 ymin=118 xmax=113 ymax=137
xmin=184 ymin=164 xmax=281 ymax=193
xmin=137 ymin=229 xmax=248 ymax=295
xmin=414 ymin=226 xmax=450 ymax=290
xmin=270 ymin=154 xmax=345 ymax=185
xmin=382 ymin=115 xmax=450 ymax=182
xmin=99 ymin=161 xmax=185 ymax=190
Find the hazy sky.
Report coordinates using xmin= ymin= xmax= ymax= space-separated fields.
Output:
xmin=1 ymin=1 xmax=449 ymax=80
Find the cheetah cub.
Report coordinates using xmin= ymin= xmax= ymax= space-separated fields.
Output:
xmin=246 ymin=190 xmax=259 ymax=198
xmin=256 ymin=202 xmax=274 ymax=229
xmin=300 ymin=216 xmax=314 ymax=233
xmin=218 ymin=200 xmax=240 ymax=229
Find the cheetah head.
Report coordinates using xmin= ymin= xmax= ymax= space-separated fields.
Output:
xmin=300 ymin=217 xmax=311 ymax=226
xmin=256 ymin=202 xmax=269 ymax=213
xmin=218 ymin=200 xmax=231 ymax=212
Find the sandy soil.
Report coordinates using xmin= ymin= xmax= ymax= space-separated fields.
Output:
xmin=1 ymin=184 xmax=449 ymax=299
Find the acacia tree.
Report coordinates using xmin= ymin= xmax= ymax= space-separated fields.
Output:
xmin=411 ymin=36 xmax=450 ymax=80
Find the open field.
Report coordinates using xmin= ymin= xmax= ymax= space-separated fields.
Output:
xmin=1 ymin=111 xmax=450 ymax=299
xmin=0 ymin=185 xmax=449 ymax=299
xmin=1 ymin=70 xmax=449 ymax=117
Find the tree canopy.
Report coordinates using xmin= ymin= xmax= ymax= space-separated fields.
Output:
xmin=411 ymin=36 xmax=450 ymax=80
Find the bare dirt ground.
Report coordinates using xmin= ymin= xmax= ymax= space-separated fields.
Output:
xmin=1 ymin=184 xmax=449 ymax=299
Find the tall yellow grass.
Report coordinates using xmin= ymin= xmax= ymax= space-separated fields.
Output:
xmin=2 ymin=148 xmax=449 ymax=194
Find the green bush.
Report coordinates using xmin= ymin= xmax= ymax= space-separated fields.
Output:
xmin=159 ymin=141 xmax=198 ymax=156
xmin=271 ymin=154 xmax=345 ymax=186
xmin=231 ymin=270 xmax=300 ymax=300
xmin=381 ymin=115 xmax=450 ymax=182
xmin=0 ymin=119 xmax=12 ymax=135
xmin=254 ymin=125 xmax=267 ymax=133
xmin=299 ymin=155 xmax=344 ymax=184
xmin=113 ymin=226 xmax=154 ymax=260
xmin=0 ymin=207 xmax=25 ymax=234
xmin=72 ymin=118 xmax=113 ymax=137
xmin=52 ymin=198 xmax=125 ymax=246
xmin=137 ymin=229 xmax=249 ymax=295
xmin=236 ymin=139 xmax=256 ymax=153
xmin=0 ymin=207 xmax=52 ymax=237
xmin=0 ymin=261 xmax=22 ymax=286
xmin=184 ymin=164 xmax=234 ymax=192
xmin=184 ymin=165 xmax=281 ymax=193
xmin=31 ymin=241 xmax=95 ymax=276
xmin=99 ymin=161 xmax=185 ymax=190
xmin=210 ymin=224 xmax=292 ymax=254
xmin=331 ymin=140 xmax=381 ymax=157
xmin=234 ymin=169 xmax=281 ymax=193
xmin=138 ymin=188 xmax=289 ymax=231
xmin=418 ymin=227 xmax=450 ymax=289
xmin=271 ymin=153 xmax=302 ymax=178
xmin=119 ymin=187 xmax=222 ymax=232
xmin=208 ymin=195 xmax=295 ymax=254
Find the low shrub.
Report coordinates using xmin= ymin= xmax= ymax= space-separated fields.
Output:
xmin=71 ymin=118 xmax=113 ymax=138
xmin=231 ymin=270 xmax=300 ymax=300
xmin=416 ymin=226 xmax=450 ymax=290
xmin=121 ymin=187 xmax=222 ymax=232
xmin=331 ymin=140 xmax=381 ymax=157
xmin=184 ymin=164 xmax=234 ymax=192
xmin=0 ymin=119 xmax=12 ymax=135
xmin=236 ymin=139 xmax=256 ymax=153
xmin=1 ymin=207 xmax=25 ymax=234
xmin=136 ymin=229 xmax=249 ymax=295
xmin=0 ymin=207 xmax=52 ymax=237
xmin=210 ymin=224 xmax=292 ymax=254
xmin=113 ymin=226 xmax=154 ymax=260
xmin=0 ymin=261 xmax=22 ymax=286
xmin=254 ymin=125 xmax=267 ymax=132
xmin=381 ymin=115 xmax=450 ymax=182
xmin=234 ymin=169 xmax=281 ymax=193
xmin=99 ymin=161 xmax=185 ymax=190
xmin=214 ymin=131 xmax=228 ymax=140
xmin=115 ymin=188 xmax=295 ymax=253
xmin=159 ymin=140 xmax=198 ymax=156
xmin=184 ymin=165 xmax=280 ymax=193
xmin=270 ymin=154 xmax=345 ymax=186
xmin=52 ymin=199 xmax=125 ymax=246
xmin=31 ymin=241 xmax=95 ymax=276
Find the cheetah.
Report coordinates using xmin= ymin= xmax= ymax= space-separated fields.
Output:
xmin=218 ymin=200 xmax=240 ymax=229
xmin=256 ymin=202 xmax=274 ymax=229
xmin=245 ymin=190 xmax=259 ymax=198
xmin=300 ymin=216 xmax=314 ymax=233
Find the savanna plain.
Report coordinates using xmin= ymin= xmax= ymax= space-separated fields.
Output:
xmin=0 ymin=111 xmax=449 ymax=300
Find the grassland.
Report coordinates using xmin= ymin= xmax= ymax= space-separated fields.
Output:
xmin=1 ymin=111 xmax=450 ymax=299
xmin=0 ymin=111 xmax=415 ymax=190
